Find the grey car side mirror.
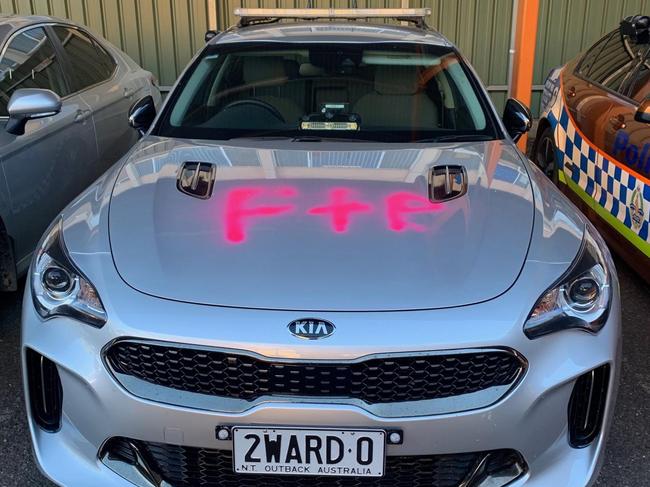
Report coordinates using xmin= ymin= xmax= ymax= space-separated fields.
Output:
xmin=6 ymin=88 xmax=61 ymax=136
xmin=128 ymin=95 xmax=156 ymax=136
xmin=503 ymin=98 xmax=532 ymax=143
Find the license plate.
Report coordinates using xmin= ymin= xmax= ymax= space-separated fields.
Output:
xmin=232 ymin=427 xmax=385 ymax=477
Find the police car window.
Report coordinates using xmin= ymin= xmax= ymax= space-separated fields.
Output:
xmin=577 ymin=34 xmax=610 ymax=76
xmin=53 ymin=26 xmax=115 ymax=91
xmin=158 ymin=43 xmax=497 ymax=143
xmin=0 ymin=27 xmax=68 ymax=116
xmin=586 ymin=29 xmax=648 ymax=93
xmin=625 ymin=57 xmax=650 ymax=102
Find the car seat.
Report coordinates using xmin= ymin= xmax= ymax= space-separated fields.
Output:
xmin=353 ymin=64 xmax=439 ymax=128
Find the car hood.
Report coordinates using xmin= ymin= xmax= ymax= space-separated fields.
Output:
xmin=109 ymin=137 xmax=534 ymax=311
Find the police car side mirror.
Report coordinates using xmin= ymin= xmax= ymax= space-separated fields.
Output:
xmin=503 ymin=98 xmax=532 ymax=143
xmin=634 ymin=97 xmax=650 ymax=124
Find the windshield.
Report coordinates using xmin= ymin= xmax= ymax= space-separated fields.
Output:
xmin=156 ymin=42 xmax=499 ymax=142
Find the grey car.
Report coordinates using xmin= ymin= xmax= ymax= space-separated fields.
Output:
xmin=22 ymin=8 xmax=620 ymax=487
xmin=0 ymin=15 xmax=161 ymax=291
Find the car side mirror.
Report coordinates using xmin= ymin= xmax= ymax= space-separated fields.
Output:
xmin=634 ymin=97 xmax=650 ymax=123
xmin=502 ymin=98 xmax=532 ymax=143
xmin=204 ymin=30 xmax=219 ymax=43
xmin=128 ymin=96 xmax=156 ymax=136
xmin=6 ymin=89 xmax=61 ymax=136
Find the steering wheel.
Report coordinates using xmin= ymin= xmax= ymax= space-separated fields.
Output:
xmin=222 ymin=99 xmax=285 ymax=123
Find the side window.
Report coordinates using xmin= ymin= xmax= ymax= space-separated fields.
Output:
xmin=586 ymin=29 xmax=647 ymax=94
xmin=53 ymin=26 xmax=115 ymax=92
xmin=625 ymin=59 xmax=650 ymax=102
xmin=0 ymin=27 xmax=68 ymax=116
xmin=577 ymin=33 xmax=610 ymax=77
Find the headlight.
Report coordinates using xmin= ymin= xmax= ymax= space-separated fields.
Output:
xmin=31 ymin=219 xmax=106 ymax=327
xmin=524 ymin=225 xmax=613 ymax=339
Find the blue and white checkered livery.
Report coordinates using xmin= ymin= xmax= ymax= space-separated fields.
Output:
xmin=540 ymin=68 xmax=650 ymax=252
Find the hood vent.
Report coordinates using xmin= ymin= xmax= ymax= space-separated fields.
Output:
xmin=429 ymin=165 xmax=467 ymax=202
xmin=177 ymin=162 xmax=216 ymax=199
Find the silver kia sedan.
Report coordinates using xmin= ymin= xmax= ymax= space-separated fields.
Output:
xmin=0 ymin=15 xmax=161 ymax=291
xmin=22 ymin=9 xmax=620 ymax=487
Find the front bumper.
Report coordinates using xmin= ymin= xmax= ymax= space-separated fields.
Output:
xmin=22 ymin=275 xmax=621 ymax=487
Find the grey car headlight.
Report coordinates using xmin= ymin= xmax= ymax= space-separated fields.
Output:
xmin=524 ymin=226 xmax=613 ymax=339
xmin=31 ymin=219 xmax=106 ymax=327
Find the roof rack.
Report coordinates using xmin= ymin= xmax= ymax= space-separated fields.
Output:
xmin=234 ymin=8 xmax=432 ymax=28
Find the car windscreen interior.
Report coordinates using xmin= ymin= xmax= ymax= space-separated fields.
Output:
xmin=156 ymin=42 xmax=498 ymax=142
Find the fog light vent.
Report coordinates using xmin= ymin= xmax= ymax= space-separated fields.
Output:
xmin=26 ymin=349 xmax=63 ymax=432
xmin=464 ymin=450 xmax=527 ymax=487
xmin=568 ymin=364 xmax=610 ymax=448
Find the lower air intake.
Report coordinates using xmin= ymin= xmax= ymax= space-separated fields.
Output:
xmin=101 ymin=437 xmax=527 ymax=487
xmin=568 ymin=364 xmax=611 ymax=448
xmin=25 ymin=348 xmax=63 ymax=432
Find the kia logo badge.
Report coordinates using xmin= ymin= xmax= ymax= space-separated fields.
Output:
xmin=288 ymin=319 xmax=335 ymax=340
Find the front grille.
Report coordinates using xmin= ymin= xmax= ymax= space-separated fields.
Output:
xmin=103 ymin=437 xmax=524 ymax=487
xmin=105 ymin=341 xmax=524 ymax=405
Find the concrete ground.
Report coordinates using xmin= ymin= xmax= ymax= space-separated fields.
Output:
xmin=0 ymin=261 xmax=648 ymax=486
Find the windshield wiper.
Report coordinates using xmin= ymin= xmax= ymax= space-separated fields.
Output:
xmin=292 ymin=135 xmax=375 ymax=143
xmin=224 ymin=134 xmax=376 ymax=143
xmin=292 ymin=135 xmax=323 ymax=142
xmin=224 ymin=134 xmax=292 ymax=141
xmin=414 ymin=134 xmax=495 ymax=143
xmin=222 ymin=133 xmax=367 ymax=142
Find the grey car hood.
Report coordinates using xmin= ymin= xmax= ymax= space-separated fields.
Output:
xmin=109 ymin=138 xmax=534 ymax=311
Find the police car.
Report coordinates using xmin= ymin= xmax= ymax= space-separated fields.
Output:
xmin=534 ymin=15 xmax=650 ymax=282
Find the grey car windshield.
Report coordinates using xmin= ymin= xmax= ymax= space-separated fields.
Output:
xmin=157 ymin=42 xmax=498 ymax=142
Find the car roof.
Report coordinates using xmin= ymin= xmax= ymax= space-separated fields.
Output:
xmin=211 ymin=21 xmax=452 ymax=47
xmin=0 ymin=14 xmax=76 ymax=47
xmin=0 ymin=14 xmax=68 ymax=29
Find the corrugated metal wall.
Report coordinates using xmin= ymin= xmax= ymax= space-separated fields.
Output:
xmin=0 ymin=0 xmax=213 ymax=87
xmin=1 ymin=0 xmax=649 ymax=113
xmin=427 ymin=0 xmax=515 ymax=111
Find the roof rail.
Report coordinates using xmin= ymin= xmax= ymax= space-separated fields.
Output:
xmin=234 ymin=8 xmax=432 ymax=28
